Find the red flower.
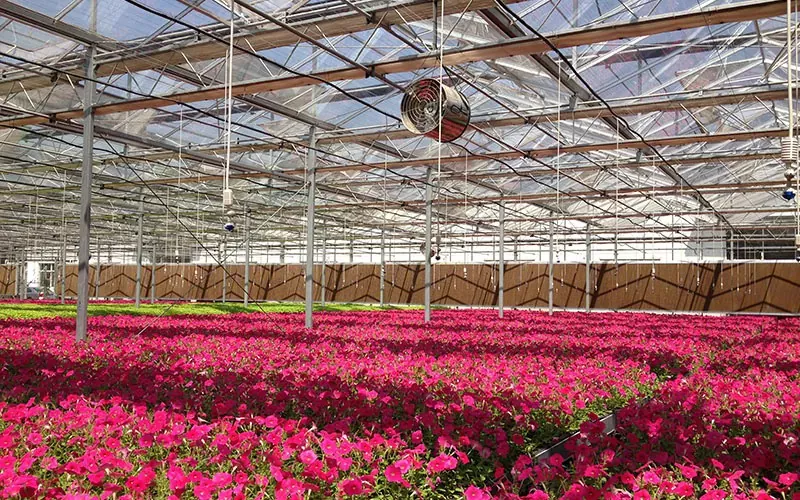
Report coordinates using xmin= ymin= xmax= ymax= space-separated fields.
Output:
xmin=673 ymin=482 xmax=694 ymax=497
xmin=340 ymin=478 xmax=363 ymax=496
xmin=126 ymin=467 xmax=156 ymax=493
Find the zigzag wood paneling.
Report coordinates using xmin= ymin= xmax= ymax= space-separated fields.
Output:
xmin=55 ymin=263 xmax=800 ymax=313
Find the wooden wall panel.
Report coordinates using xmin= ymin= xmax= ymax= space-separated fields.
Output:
xmin=0 ymin=265 xmax=16 ymax=296
xmin=53 ymin=263 xmax=800 ymax=313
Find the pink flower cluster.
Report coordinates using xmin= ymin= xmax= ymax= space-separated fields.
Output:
xmin=1 ymin=309 xmax=799 ymax=498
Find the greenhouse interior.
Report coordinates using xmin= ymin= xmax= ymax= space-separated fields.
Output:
xmin=1 ymin=0 xmax=800 ymax=497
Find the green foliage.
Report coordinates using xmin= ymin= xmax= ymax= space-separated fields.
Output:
xmin=0 ymin=301 xmax=420 ymax=319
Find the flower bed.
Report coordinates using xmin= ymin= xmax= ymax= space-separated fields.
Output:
xmin=1 ymin=310 xmax=799 ymax=499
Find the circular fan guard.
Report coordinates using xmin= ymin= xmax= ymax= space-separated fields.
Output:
xmin=401 ymin=79 xmax=470 ymax=143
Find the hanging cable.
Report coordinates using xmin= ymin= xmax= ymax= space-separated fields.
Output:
xmin=222 ymin=0 xmax=235 ymax=208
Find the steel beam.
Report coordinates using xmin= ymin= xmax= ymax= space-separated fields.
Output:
xmin=585 ymin=229 xmax=591 ymax=312
xmin=321 ymin=225 xmax=326 ymax=307
xmin=380 ymin=225 xmax=385 ymax=307
xmin=498 ymin=201 xmax=505 ymax=319
xmin=60 ymin=240 xmax=66 ymax=304
xmin=94 ymin=233 xmax=100 ymax=299
xmin=0 ymin=0 xmax=503 ymax=95
xmin=548 ymin=220 xmax=554 ymax=316
xmin=306 ymin=177 xmax=790 ymax=210
xmin=295 ymin=128 xmax=788 ymax=176
xmin=75 ymin=43 xmax=95 ymax=342
xmin=0 ymin=0 xmax=789 ymax=127
xmin=134 ymin=196 xmax=143 ymax=307
xmin=0 ymin=0 xmax=112 ymax=48
xmin=305 ymin=127 xmax=317 ymax=328
xmin=424 ymin=167 xmax=432 ymax=323
xmin=221 ymin=238 xmax=227 ymax=303
xmin=244 ymin=206 xmax=251 ymax=307
xmin=150 ymin=246 xmax=156 ymax=304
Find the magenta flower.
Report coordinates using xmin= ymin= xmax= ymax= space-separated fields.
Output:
xmin=340 ymin=478 xmax=363 ymax=496
xmin=299 ymin=449 xmax=318 ymax=465
xmin=427 ymin=454 xmax=458 ymax=474
xmin=384 ymin=464 xmax=404 ymax=484
xmin=464 ymin=485 xmax=491 ymax=500
xmin=125 ymin=466 xmax=156 ymax=493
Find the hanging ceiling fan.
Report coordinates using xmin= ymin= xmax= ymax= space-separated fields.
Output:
xmin=401 ymin=79 xmax=470 ymax=143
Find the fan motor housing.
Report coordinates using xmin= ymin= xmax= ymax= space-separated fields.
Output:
xmin=401 ymin=79 xmax=470 ymax=143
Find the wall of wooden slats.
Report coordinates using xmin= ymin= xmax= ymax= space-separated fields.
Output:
xmin=55 ymin=262 xmax=800 ymax=313
xmin=0 ymin=265 xmax=17 ymax=296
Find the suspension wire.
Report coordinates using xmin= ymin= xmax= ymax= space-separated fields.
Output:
xmin=3 ymin=49 xmax=703 ymax=251
xmin=6 ymin=74 xmax=687 ymax=264
xmin=120 ymin=0 xmax=400 ymax=123
xmin=223 ymin=0 xmax=235 ymax=203
xmin=177 ymin=108 xmax=183 ymax=261
xmin=8 ymin=117 xmax=675 ymax=264
xmin=556 ymin=60 xmax=562 ymax=248
xmin=95 ymin=135 xmax=288 ymax=335
xmin=794 ymin=0 xmax=800 ymax=242
xmin=615 ymin=119 xmax=620 ymax=268
xmin=493 ymin=0 xmax=745 ymax=241
xmin=0 ymin=52 xmax=392 ymax=179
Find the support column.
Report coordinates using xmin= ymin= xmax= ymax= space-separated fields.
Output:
xmin=221 ymin=239 xmax=227 ymax=303
xmin=280 ymin=241 xmax=285 ymax=263
xmin=134 ymin=196 xmax=144 ymax=307
xmin=498 ymin=201 xmax=505 ymax=318
xmin=17 ymin=254 xmax=24 ymax=299
xmin=321 ymin=225 xmax=327 ymax=307
xmin=93 ymin=234 xmax=101 ymax=299
xmin=60 ymin=240 xmax=66 ymax=304
xmin=349 ymin=238 xmax=354 ymax=263
xmin=380 ymin=226 xmax=385 ymax=307
xmin=585 ymin=229 xmax=591 ymax=312
xmin=151 ymin=247 xmax=156 ymax=304
xmin=76 ymin=41 xmax=96 ymax=341
xmin=548 ymin=220 xmax=554 ymax=316
xmin=244 ymin=207 xmax=251 ymax=306
xmin=305 ymin=127 xmax=317 ymax=329
xmin=424 ymin=167 xmax=432 ymax=323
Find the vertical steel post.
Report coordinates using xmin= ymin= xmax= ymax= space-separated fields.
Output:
xmin=150 ymin=247 xmax=156 ymax=304
xmin=60 ymin=240 xmax=66 ymax=304
xmin=380 ymin=225 xmax=385 ymax=307
xmin=76 ymin=37 xmax=95 ymax=341
xmin=585 ymin=229 xmax=591 ymax=312
xmin=513 ymin=237 xmax=518 ymax=261
xmin=498 ymin=201 xmax=505 ymax=318
xmin=94 ymin=234 xmax=101 ymax=299
xmin=221 ymin=238 xmax=227 ymax=303
xmin=548 ymin=220 xmax=554 ymax=316
xmin=305 ymin=127 xmax=317 ymax=328
xmin=424 ymin=167 xmax=432 ymax=322
xmin=134 ymin=195 xmax=143 ymax=307
xmin=17 ymin=256 xmax=23 ymax=299
xmin=349 ymin=238 xmax=354 ymax=263
xmin=244 ymin=207 xmax=251 ymax=306
xmin=321 ymin=225 xmax=327 ymax=307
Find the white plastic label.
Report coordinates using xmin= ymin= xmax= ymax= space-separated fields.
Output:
xmin=222 ymin=189 xmax=233 ymax=206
